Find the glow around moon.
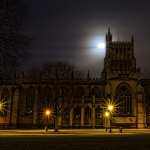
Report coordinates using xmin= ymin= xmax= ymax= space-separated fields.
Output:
xmin=97 ymin=42 xmax=106 ymax=49
xmin=88 ymin=36 xmax=106 ymax=57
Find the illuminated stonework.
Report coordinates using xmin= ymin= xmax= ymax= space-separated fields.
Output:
xmin=0 ymin=29 xmax=148 ymax=129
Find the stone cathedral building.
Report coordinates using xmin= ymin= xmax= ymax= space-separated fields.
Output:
xmin=0 ymin=29 xmax=149 ymax=129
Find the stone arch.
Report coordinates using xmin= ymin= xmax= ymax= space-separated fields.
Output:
xmin=115 ymin=83 xmax=132 ymax=115
xmin=95 ymin=105 xmax=103 ymax=126
xmin=18 ymin=86 xmax=25 ymax=117
xmin=62 ymin=105 xmax=70 ymax=126
xmin=24 ymin=87 xmax=35 ymax=115
xmin=73 ymin=105 xmax=81 ymax=126
xmin=84 ymin=106 xmax=92 ymax=125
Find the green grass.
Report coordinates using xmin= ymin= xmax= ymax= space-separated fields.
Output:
xmin=0 ymin=134 xmax=150 ymax=150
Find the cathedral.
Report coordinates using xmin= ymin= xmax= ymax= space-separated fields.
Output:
xmin=0 ymin=29 xmax=149 ymax=129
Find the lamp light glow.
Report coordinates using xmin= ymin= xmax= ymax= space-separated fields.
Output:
xmin=108 ymin=104 xmax=114 ymax=112
xmin=0 ymin=99 xmax=7 ymax=112
xmin=105 ymin=111 xmax=110 ymax=117
xmin=45 ymin=110 xmax=51 ymax=116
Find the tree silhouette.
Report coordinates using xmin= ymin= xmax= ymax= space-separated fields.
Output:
xmin=0 ymin=0 xmax=30 ymax=79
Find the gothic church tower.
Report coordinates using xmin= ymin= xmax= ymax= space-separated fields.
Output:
xmin=102 ymin=28 xmax=146 ymax=128
xmin=102 ymin=28 xmax=137 ymax=80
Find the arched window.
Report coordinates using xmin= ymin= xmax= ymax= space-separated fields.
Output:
xmin=73 ymin=106 xmax=81 ymax=120
xmin=62 ymin=107 xmax=70 ymax=125
xmin=25 ymin=87 xmax=35 ymax=115
xmin=116 ymin=85 xmax=132 ymax=115
xmin=84 ymin=106 xmax=91 ymax=124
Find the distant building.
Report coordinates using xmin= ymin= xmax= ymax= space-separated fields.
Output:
xmin=0 ymin=29 xmax=148 ymax=129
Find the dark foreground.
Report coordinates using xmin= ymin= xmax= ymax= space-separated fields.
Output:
xmin=0 ymin=134 xmax=150 ymax=150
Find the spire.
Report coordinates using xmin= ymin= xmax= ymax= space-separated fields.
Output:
xmin=108 ymin=27 xmax=111 ymax=34
xmin=106 ymin=27 xmax=112 ymax=43
xmin=131 ymin=35 xmax=134 ymax=44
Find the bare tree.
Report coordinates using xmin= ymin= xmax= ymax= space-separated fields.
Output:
xmin=40 ymin=62 xmax=85 ymax=80
xmin=0 ymin=0 xmax=29 ymax=79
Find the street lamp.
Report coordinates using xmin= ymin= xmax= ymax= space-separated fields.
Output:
xmin=45 ymin=109 xmax=51 ymax=133
xmin=104 ymin=111 xmax=110 ymax=132
xmin=107 ymin=104 xmax=114 ymax=133
xmin=45 ymin=110 xmax=51 ymax=116
xmin=105 ymin=111 xmax=110 ymax=117
xmin=104 ymin=98 xmax=118 ymax=133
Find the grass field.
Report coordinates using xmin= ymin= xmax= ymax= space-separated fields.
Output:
xmin=0 ymin=134 xmax=150 ymax=150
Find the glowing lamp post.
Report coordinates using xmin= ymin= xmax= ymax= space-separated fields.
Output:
xmin=107 ymin=104 xmax=114 ymax=133
xmin=45 ymin=110 xmax=51 ymax=116
xmin=105 ymin=111 xmax=110 ymax=117
xmin=45 ymin=109 xmax=51 ymax=133
xmin=104 ymin=98 xmax=117 ymax=133
xmin=104 ymin=111 xmax=110 ymax=132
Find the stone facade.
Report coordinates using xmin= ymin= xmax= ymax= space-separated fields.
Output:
xmin=0 ymin=29 xmax=148 ymax=128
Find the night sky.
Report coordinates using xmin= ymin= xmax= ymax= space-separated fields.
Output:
xmin=21 ymin=0 xmax=150 ymax=77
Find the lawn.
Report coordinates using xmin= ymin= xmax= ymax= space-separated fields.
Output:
xmin=0 ymin=134 xmax=150 ymax=150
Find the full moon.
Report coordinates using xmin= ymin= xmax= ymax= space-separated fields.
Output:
xmin=87 ymin=36 xmax=106 ymax=58
xmin=97 ymin=42 xmax=106 ymax=49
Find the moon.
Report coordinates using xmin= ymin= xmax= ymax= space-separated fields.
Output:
xmin=87 ymin=36 xmax=106 ymax=58
xmin=96 ymin=42 xmax=106 ymax=49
